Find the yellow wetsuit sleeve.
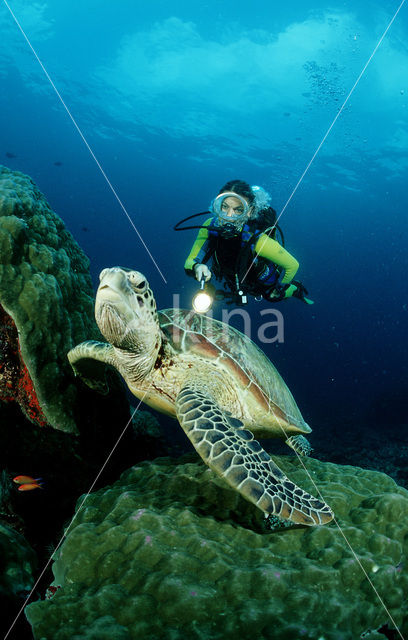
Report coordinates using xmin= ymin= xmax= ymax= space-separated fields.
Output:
xmin=254 ymin=234 xmax=299 ymax=284
xmin=184 ymin=217 xmax=212 ymax=272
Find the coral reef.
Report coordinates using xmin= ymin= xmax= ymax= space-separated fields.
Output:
xmin=0 ymin=304 xmax=48 ymax=427
xmin=0 ymin=165 xmax=101 ymax=432
xmin=25 ymin=454 xmax=408 ymax=639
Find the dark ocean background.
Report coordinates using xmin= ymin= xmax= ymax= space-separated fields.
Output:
xmin=0 ymin=1 xmax=407 ymax=637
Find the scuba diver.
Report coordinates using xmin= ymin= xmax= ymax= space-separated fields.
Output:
xmin=180 ymin=180 xmax=313 ymax=306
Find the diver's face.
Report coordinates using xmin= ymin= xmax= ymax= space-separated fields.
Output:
xmin=220 ymin=196 xmax=249 ymax=218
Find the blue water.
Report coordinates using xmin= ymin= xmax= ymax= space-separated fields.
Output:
xmin=1 ymin=0 xmax=407 ymax=434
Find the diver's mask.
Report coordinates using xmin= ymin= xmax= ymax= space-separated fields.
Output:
xmin=212 ymin=192 xmax=249 ymax=237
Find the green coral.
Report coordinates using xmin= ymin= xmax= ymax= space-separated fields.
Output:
xmin=25 ymin=455 xmax=408 ymax=639
xmin=0 ymin=166 xmax=101 ymax=432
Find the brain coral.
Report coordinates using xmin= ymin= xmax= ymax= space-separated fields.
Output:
xmin=25 ymin=455 xmax=408 ymax=640
xmin=0 ymin=165 xmax=101 ymax=432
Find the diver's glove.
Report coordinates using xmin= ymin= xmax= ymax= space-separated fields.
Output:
xmin=194 ymin=264 xmax=212 ymax=282
xmin=267 ymin=282 xmax=314 ymax=304
xmin=267 ymin=283 xmax=289 ymax=302
xmin=291 ymin=280 xmax=314 ymax=305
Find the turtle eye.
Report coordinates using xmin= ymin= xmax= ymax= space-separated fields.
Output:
xmin=137 ymin=280 xmax=147 ymax=290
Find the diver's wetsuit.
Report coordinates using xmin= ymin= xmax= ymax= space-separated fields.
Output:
xmin=184 ymin=217 xmax=300 ymax=301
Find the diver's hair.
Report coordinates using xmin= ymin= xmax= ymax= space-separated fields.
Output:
xmin=217 ymin=180 xmax=255 ymax=205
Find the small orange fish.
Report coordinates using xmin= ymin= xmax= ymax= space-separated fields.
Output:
xmin=13 ymin=475 xmax=42 ymax=485
xmin=17 ymin=482 xmax=43 ymax=492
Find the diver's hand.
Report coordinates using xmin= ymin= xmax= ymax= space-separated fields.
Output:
xmin=194 ymin=264 xmax=212 ymax=282
xmin=267 ymin=284 xmax=288 ymax=302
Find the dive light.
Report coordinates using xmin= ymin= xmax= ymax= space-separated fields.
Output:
xmin=192 ymin=278 xmax=215 ymax=313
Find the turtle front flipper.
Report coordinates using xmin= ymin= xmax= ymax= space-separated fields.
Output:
xmin=67 ymin=340 xmax=116 ymax=395
xmin=176 ymin=386 xmax=333 ymax=526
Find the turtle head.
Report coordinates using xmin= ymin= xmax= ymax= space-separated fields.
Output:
xmin=95 ymin=267 xmax=161 ymax=376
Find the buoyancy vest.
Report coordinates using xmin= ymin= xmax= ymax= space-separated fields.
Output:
xmin=202 ymin=217 xmax=280 ymax=295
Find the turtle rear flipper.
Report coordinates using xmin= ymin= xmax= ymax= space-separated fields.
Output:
xmin=175 ymin=385 xmax=333 ymax=526
xmin=286 ymin=434 xmax=313 ymax=456
xmin=67 ymin=341 xmax=115 ymax=395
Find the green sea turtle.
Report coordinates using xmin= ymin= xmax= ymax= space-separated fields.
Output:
xmin=68 ymin=267 xmax=333 ymax=526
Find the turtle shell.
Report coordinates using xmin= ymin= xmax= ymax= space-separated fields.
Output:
xmin=158 ymin=309 xmax=307 ymax=429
